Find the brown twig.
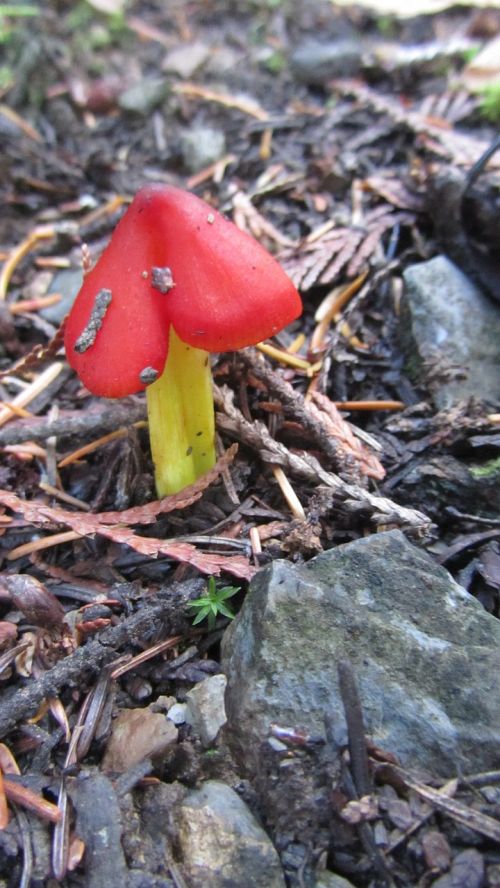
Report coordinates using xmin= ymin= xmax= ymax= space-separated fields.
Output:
xmin=0 ymin=582 xmax=202 ymax=739
xmin=215 ymin=384 xmax=431 ymax=533
xmin=239 ymin=349 xmax=353 ymax=476
xmin=338 ymin=659 xmax=371 ymax=798
xmin=336 ymin=660 xmax=395 ymax=887
xmin=0 ymin=399 xmax=147 ymax=446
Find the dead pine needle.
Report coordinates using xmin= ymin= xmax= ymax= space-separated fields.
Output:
xmin=58 ymin=422 xmax=146 ymax=468
xmin=4 ymin=442 xmax=47 ymax=462
xmin=0 ymin=363 xmax=64 ymax=429
xmin=78 ymin=194 xmax=127 ymax=229
xmin=38 ymin=482 xmax=91 ymax=511
xmin=8 ymin=294 xmax=62 ymax=315
xmin=271 ymin=465 xmax=306 ymax=520
xmin=0 ymin=770 xmax=9 ymax=829
xmin=311 ymin=272 xmax=368 ymax=352
xmin=256 ymin=341 xmax=311 ymax=371
xmin=0 ymin=103 xmax=43 ymax=143
xmin=249 ymin=525 xmax=262 ymax=559
xmin=0 ymin=227 xmax=57 ymax=301
xmin=334 ymin=400 xmax=405 ymax=411
xmin=173 ymin=82 xmax=269 ymax=121
xmin=110 ymin=634 xmax=184 ymax=680
xmin=287 ymin=333 xmax=306 ymax=354
xmin=7 ymin=530 xmax=84 ymax=561
xmin=3 ymin=777 xmax=61 ymax=823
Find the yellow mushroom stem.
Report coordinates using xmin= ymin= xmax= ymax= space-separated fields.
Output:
xmin=146 ymin=328 xmax=216 ymax=496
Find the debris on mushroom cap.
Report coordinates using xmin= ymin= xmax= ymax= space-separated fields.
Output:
xmin=151 ymin=266 xmax=175 ymax=294
xmin=64 ymin=196 xmax=173 ymax=399
xmin=64 ymin=184 xmax=302 ymax=399
xmin=74 ymin=288 xmax=112 ymax=353
xmin=139 ymin=366 xmax=160 ymax=385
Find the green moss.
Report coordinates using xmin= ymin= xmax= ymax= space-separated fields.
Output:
xmin=469 ymin=457 xmax=500 ymax=480
xmin=478 ymin=84 xmax=500 ymax=124
xmin=262 ymin=50 xmax=286 ymax=73
xmin=461 ymin=46 xmax=480 ymax=64
xmin=376 ymin=16 xmax=398 ymax=38
xmin=0 ymin=4 xmax=39 ymax=44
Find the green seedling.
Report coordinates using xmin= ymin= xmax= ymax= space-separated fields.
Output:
xmin=187 ymin=577 xmax=240 ymax=630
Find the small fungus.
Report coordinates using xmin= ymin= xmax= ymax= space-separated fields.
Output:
xmin=64 ymin=184 xmax=302 ymax=496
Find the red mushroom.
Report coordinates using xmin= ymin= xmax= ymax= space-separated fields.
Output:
xmin=64 ymin=184 xmax=302 ymax=495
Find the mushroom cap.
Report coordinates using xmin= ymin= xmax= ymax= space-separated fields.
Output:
xmin=64 ymin=184 xmax=302 ymax=397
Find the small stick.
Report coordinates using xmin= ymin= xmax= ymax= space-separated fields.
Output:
xmin=337 ymin=659 xmax=372 ymax=797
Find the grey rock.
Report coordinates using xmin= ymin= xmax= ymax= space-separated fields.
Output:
xmin=41 ymin=267 xmax=83 ymax=325
xmin=167 ymin=702 xmax=187 ymax=725
xmin=205 ymin=45 xmax=242 ymax=76
xmin=185 ymin=673 xmax=227 ymax=746
xmin=222 ymin=531 xmax=500 ymax=776
xmin=180 ymin=126 xmax=226 ymax=174
xmin=315 ymin=873 xmax=357 ymax=888
xmin=175 ymin=780 xmax=285 ymax=888
xmin=118 ymin=77 xmax=169 ymax=115
xmin=402 ymin=255 xmax=500 ymax=408
xmin=70 ymin=772 xmax=128 ymax=888
xmin=290 ymin=39 xmax=364 ymax=85
xmin=162 ymin=42 xmax=211 ymax=79
xmin=432 ymin=848 xmax=483 ymax=888
xmin=102 ymin=706 xmax=178 ymax=772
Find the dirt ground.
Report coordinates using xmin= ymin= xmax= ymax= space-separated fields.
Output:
xmin=0 ymin=1 xmax=499 ymax=886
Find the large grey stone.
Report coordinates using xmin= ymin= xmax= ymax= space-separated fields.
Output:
xmin=176 ymin=780 xmax=285 ymax=888
xmin=402 ymin=255 xmax=500 ymax=408
xmin=290 ymin=40 xmax=364 ymax=84
xmin=180 ymin=126 xmax=226 ymax=174
xmin=222 ymin=531 xmax=500 ymax=776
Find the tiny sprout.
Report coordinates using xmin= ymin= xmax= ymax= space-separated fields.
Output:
xmin=187 ymin=577 xmax=240 ymax=630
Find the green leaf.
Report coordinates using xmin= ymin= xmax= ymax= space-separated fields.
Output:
xmin=216 ymin=602 xmax=236 ymax=620
xmin=191 ymin=607 xmax=211 ymax=626
xmin=187 ymin=576 xmax=240 ymax=630
xmin=217 ymin=586 xmax=240 ymax=601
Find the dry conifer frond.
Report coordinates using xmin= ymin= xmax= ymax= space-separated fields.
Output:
xmin=0 ymin=446 xmax=254 ymax=580
xmin=280 ymin=208 xmax=414 ymax=291
xmin=307 ymin=391 xmax=385 ymax=481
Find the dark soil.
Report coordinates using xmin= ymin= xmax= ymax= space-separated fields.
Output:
xmin=0 ymin=1 xmax=499 ymax=886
